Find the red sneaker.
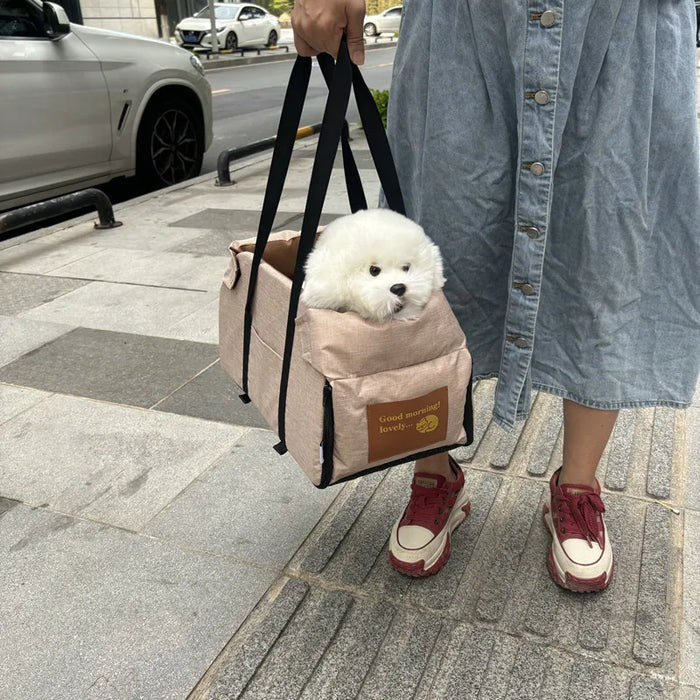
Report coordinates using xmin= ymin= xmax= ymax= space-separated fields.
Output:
xmin=543 ymin=468 xmax=614 ymax=592
xmin=389 ymin=456 xmax=470 ymax=577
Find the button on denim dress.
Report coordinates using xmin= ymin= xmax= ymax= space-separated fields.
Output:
xmin=387 ymin=0 xmax=700 ymax=427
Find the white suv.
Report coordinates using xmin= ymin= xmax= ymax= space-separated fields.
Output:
xmin=0 ymin=0 xmax=213 ymax=212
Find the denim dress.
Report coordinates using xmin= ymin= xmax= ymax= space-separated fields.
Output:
xmin=386 ymin=0 xmax=700 ymax=428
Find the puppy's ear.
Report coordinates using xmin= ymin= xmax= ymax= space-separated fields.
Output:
xmin=431 ymin=243 xmax=446 ymax=289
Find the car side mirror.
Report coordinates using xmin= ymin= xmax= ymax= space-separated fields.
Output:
xmin=43 ymin=1 xmax=71 ymax=38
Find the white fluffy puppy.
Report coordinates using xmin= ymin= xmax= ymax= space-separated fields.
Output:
xmin=301 ymin=208 xmax=445 ymax=321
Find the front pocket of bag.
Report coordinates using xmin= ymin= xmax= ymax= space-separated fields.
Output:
xmin=328 ymin=347 xmax=471 ymax=475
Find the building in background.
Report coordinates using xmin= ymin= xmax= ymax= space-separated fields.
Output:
xmin=56 ymin=0 xmax=400 ymax=41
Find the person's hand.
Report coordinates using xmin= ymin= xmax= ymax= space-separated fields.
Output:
xmin=291 ymin=0 xmax=366 ymax=65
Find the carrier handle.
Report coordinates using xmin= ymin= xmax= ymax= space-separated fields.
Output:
xmin=274 ymin=39 xmax=405 ymax=453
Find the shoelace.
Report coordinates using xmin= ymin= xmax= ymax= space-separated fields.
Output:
xmin=558 ymin=490 xmax=606 ymax=547
xmin=405 ymin=485 xmax=451 ymax=528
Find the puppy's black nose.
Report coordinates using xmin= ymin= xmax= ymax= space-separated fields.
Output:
xmin=390 ymin=284 xmax=406 ymax=297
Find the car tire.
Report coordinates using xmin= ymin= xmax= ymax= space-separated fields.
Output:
xmin=135 ymin=97 xmax=204 ymax=191
xmin=225 ymin=32 xmax=237 ymax=50
xmin=363 ymin=22 xmax=377 ymax=36
xmin=266 ymin=30 xmax=278 ymax=46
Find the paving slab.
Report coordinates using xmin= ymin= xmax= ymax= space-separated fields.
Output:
xmin=0 ymin=315 xmax=74 ymax=368
xmin=144 ymin=429 xmax=338 ymax=567
xmin=0 ymin=393 xmax=247 ymax=530
xmin=191 ymin=382 xmax=692 ymax=698
xmin=0 ymin=327 xmax=218 ymax=408
xmin=154 ymin=360 xmax=268 ymax=427
xmin=45 ymin=247 xmax=227 ymax=293
xmin=0 ymin=271 xmax=88 ymax=315
xmin=18 ymin=280 xmax=217 ymax=341
xmin=681 ymin=509 xmax=700 ymax=688
xmin=0 ymin=504 xmax=277 ymax=700
xmin=0 ymin=384 xmax=51 ymax=425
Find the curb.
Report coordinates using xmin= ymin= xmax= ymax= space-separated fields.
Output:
xmin=200 ymin=37 xmax=398 ymax=71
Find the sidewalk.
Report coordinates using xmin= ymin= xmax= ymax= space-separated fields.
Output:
xmin=0 ymin=126 xmax=698 ymax=697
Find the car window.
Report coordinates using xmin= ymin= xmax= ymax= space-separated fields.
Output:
xmin=195 ymin=5 xmax=236 ymax=19
xmin=385 ymin=8 xmax=402 ymax=17
xmin=249 ymin=7 xmax=264 ymax=18
xmin=0 ymin=0 xmax=46 ymax=38
xmin=239 ymin=6 xmax=258 ymax=19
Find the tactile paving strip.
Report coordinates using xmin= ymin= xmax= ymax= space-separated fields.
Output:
xmin=190 ymin=380 xmax=688 ymax=699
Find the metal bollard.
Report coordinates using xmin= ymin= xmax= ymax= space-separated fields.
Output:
xmin=216 ymin=123 xmax=323 ymax=187
xmin=0 ymin=188 xmax=123 ymax=235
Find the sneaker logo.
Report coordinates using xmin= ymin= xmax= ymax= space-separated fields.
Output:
xmin=416 ymin=414 xmax=439 ymax=434
xmin=415 ymin=477 xmax=438 ymax=488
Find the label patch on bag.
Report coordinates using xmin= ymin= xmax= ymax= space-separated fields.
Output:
xmin=366 ymin=387 xmax=449 ymax=463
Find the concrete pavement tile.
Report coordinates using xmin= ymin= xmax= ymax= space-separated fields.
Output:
xmin=472 ymin=479 xmax=545 ymax=623
xmin=319 ymin=464 xmax=411 ymax=586
xmin=566 ymin=657 xmax=626 ymax=698
xmin=18 ymin=281 xmax=217 ymax=340
xmin=164 ymin=295 xmax=220 ymax=344
xmin=357 ymin=608 xmax=442 ymax=700
xmin=191 ymin=577 xmax=309 ymax=700
xmin=0 ymin=315 xmax=73 ymax=367
xmin=605 ymin=409 xmax=637 ymax=491
xmin=47 ymin=248 xmax=227 ymax=293
xmin=289 ymin=471 xmax=385 ymax=575
xmin=453 ymin=378 xmax=495 ymax=462
xmin=0 ymin=496 xmax=19 ymax=518
xmin=420 ymin=624 xmax=497 ymax=698
xmin=647 ymin=407 xmax=675 ymax=499
xmin=525 ymin=391 xmax=563 ymax=476
xmin=681 ymin=509 xmax=700 ymax=688
xmin=239 ymin=587 xmax=352 ymax=699
xmin=0 ymin=328 xmax=218 ymax=408
xmin=0 ymin=505 xmax=277 ymax=700
xmin=299 ymin=597 xmax=396 ymax=700
xmin=0 ymin=385 xmax=51 ymax=425
xmin=686 ymin=407 xmax=700 ymax=510
xmin=44 ymin=220 xmax=211 ymax=252
xmin=169 ymin=208 xmax=339 ymax=239
xmin=633 ymin=503 xmax=673 ymax=666
xmin=0 ymin=238 xmax=100 ymax=274
xmin=627 ymin=675 xmax=668 ymax=699
xmin=0 ymin=272 xmax=87 ymax=315
xmin=0 ymin=394 xmax=246 ymax=530
xmin=678 ymin=685 xmax=700 ymax=700
xmin=154 ymin=360 xmax=268 ymax=427
xmin=144 ymin=429 xmax=338 ymax=566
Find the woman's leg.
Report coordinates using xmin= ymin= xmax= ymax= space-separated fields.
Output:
xmin=560 ymin=400 xmax=619 ymax=485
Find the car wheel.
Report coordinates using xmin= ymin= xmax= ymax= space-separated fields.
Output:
xmin=136 ymin=97 xmax=204 ymax=190
xmin=266 ymin=30 xmax=278 ymax=46
xmin=225 ymin=32 xmax=237 ymax=50
xmin=363 ymin=22 xmax=377 ymax=36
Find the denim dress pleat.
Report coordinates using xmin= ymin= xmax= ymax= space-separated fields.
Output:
xmin=387 ymin=0 xmax=700 ymax=427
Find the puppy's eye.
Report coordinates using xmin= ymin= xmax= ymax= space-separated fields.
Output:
xmin=369 ymin=265 xmax=381 ymax=277
xmin=402 ymin=264 xmax=411 ymax=272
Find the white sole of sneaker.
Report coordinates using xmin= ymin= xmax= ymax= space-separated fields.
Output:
xmin=389 ymin=486 xmax=471 ymax=576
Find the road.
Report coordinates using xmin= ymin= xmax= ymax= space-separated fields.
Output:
xmin=203 ymin=45 xmax=397 ymax=174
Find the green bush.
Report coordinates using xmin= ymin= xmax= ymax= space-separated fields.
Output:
xmin=370 ymin=88 xmax=390 ymax=129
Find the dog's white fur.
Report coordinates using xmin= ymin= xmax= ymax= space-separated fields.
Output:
xmin=301 ymin=209 xmax=445 ymax=321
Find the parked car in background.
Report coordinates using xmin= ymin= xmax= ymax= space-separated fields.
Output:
xmin=363 ymin=4 xmax=402 ymax=37
xmin=175 ymin=3 xmax=280 ymax=52
xmin=0 ymin=0 xmax=213 ymax=213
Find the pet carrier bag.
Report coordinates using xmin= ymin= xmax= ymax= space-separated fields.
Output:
xmin=218 ymin=41 xmax=473 ymax=488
